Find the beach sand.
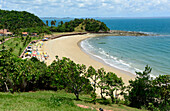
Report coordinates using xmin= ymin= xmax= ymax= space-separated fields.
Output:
xmin=43 ymin=34 xmax=136 ymax=95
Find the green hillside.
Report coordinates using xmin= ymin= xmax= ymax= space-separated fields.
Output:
xmin=0 ymin=90 xmax=145 ymax=111
xmin=49 ymin=18 xmax=110 ymax=32
xmin=0 ymin=9 xmax=109 ymax=34
xmin=0 ymin=9 xmax=45 ymax=31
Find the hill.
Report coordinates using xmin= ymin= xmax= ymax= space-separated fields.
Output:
xmin=0 ymin=90 xmax=144 ymax=111
xmin=0 ymin=9 xmax=45 ymax=31
xmin=49 ymin=18 xmax=110 ymax=32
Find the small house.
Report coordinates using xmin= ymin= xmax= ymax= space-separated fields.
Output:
xmin=31 ymin=33 xmax=37 ymax=36
xmin=22 ymin=32 xmax=28 ymax=36
xmin=0 ymin=29 xmax=13 ymax=36
xmin=0 ymin=32 xmax=3 ymax=36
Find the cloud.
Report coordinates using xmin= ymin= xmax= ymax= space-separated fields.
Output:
xmin=0 ymin=0 xmax=170 ymax=17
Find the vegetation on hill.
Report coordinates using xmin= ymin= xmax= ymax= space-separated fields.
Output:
xmin=49 ymin=18 xmax=110 ymax=32
xmin=0 ymin=10 xmax=109 ymax=35
xmin=20 ymin=26 xmax=52 ymax=35
xmin=0 ymin=48 xmax=169 ymax=111
xmin=0 ymin=9 xmax=45 ymax=32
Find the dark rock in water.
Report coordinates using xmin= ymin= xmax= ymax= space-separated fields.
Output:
xmin=92 ymin=30 xmax=157 ymax=36
xmin=98 ymin=42 xmax=106 ymax=44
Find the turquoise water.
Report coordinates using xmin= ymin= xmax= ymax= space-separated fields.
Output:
xmin=81 ymin=36 xmax=170 ymax=76
xmin=42 ymin=18 xmax=170 ymax=76
xmin=42 ymin=18 xmax=170 ymax=35
xmin=97 ymin=18 xmax=170 ymax=35
xmin=80 ymin=18 xmax=170 ymax=76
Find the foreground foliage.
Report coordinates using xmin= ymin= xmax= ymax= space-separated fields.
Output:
xmin=126 ymin=66 xmax=170 ymax=110
xmin=0 ymin=49 xmax=169 ymax=111
xmin=0 ymin=90 xmax=145 ymax=111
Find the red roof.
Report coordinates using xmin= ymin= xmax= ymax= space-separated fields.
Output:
xmin=22 ymin=32 xmax=28 ymax=35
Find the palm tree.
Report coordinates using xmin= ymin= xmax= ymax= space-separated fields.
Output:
xmin=2 ymin=22 xmax=8 ymax=50
xmin=51 ymin=20 xmax=54 ymax=26
xmin=46 ymin=20 xmax=48 ymax=26
xmin=54 ymin=20 xmax=56 ymax=26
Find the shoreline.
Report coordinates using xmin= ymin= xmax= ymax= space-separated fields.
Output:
xmin=77 ymin=36 xmax=135 ymax=78
xmin=43 ymin=34 xmax=136 ymax=86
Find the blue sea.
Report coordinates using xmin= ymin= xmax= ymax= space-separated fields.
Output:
xmin=42 ymin=18 xmax=170 ymax=76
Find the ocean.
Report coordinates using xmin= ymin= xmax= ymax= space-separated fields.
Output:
xmin=42 ymin=18 xmax=170 ymax=76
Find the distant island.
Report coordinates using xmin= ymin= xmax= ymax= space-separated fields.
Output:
xmin=40 ymin=17 xmax=74 ymax=19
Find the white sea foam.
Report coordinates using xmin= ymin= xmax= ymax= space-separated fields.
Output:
xmin=80 ymin=39 xmax=140 ymax=75
xmin=80 ymin=38 xmax=160 ymax=78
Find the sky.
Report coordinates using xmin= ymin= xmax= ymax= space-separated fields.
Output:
xmin=0 ymin=0 xmax=170 ymax=17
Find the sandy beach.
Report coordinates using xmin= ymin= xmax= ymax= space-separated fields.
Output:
xmin=43 ymin=34 xmax=136 ymax=95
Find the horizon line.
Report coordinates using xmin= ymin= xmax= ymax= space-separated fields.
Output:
xmin=40 ymin=16 xmax=170 ymax=19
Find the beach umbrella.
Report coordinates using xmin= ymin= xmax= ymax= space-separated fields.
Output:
xmin=33 ymin=54 xmax=36 ymax=57
xmin=42 ymin=39 xmax=47 ymax=41
xmin=25 ymin=52 xmax=31 ymax=55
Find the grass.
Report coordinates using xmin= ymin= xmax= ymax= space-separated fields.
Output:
xmin=51 ymin=32 xmax=76 ymax=35
xmin=0 ymin=36 xmax=12 ymax=40
xmin=0 ymin=36 xmax=41 ymax=56
xmin=0 ymin=90 xmax=146 ymax=111
xmin=74 ymin=23 xmax=86 ymax=32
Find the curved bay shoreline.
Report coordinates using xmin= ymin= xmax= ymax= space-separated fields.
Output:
xmin=43 ymin=33 xmax=136 ymax=87
xmin=41 ymin=30 xmax=155 ymax=96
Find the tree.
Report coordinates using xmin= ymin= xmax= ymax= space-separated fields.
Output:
xmin=58 ymin=57 xmax=91 ymax=100
xmin=152 ymin=75 xmax=170 ymax=110
xmin=60 ymin=21 xmax=63 ymax=25
xmin=46 ymin=20 xmax=48 ymax=26
xmin=19 ymin=47 xmax=22 ymax=56
xmin=46 ymin=56 xmax=68 ymax=90
xmin=97 ymin=68 xmax=107 ymax=99
xmin=51 ymin=20 xmax=55 ymax=26
xmin=0 ymin=50 xmax=11 ymax=92
xmin=85 ymin=66 xmax=99 ymax=104
xmin=54 ymin=20 xmax=56 ymax=26
xmin=128 ymin=65 xmax=155 ymax=108
xmin=105 ymin=72 xmax=124 ymax=103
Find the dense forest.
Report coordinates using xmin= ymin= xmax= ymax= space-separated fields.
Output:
xmin=0 ymin=9 xmax=45 ymax=32
xmin=0 ymin=48 xmax=169 ymax=111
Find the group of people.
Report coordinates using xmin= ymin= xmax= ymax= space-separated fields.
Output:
xmin=34 ymin=42 xmax=49 ymax=62
xmin=23 ymin=41 xmax=49 ymax=62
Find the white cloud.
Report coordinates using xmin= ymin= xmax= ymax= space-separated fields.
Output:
xmin=0 ymin=0 xmax=170 ymax=17
xmin=78 ymin=3 xmax=85 ymax=7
